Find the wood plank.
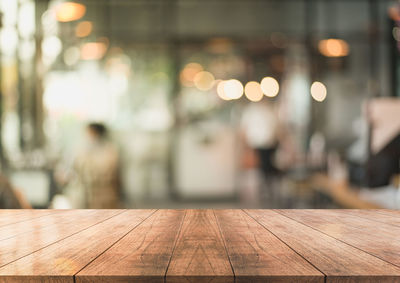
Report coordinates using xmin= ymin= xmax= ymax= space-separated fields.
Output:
xmin=75 ymin=209 xmax=184 ymax=283
xmin=246 ymin=209 xmax=400 ymax=283
xmin=328 ymin=209 xmax=400 ymax=228
xmin=345 ymin=209 xmax=400 ymax=219
xmin=276 ymin=209 xmax=400 ymax=267
xmin=0 ymin=210 xmax=117 ymax=242
xmin=1 ymin=209 xmax=399 ymax=282
xmin=166 ymin=209 xmax=233 ymax=283
xmin=0 ymin=209 xmax=155 ymax=283
xmin=373 ymin=209 xmax=400 ymax=217
xmin=0 ymin=210 xmax=56 ymax=228
xmin=214 ymin=210 xmax=324 ymax=283
xmin=0 ymin=209 xmax=124 ymax=268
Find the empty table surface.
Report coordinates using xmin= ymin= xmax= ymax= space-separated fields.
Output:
xmin=0 ymin=210 xmax=399 ymax=282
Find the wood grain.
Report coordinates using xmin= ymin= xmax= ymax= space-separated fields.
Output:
xmin=0 ymin=209 xmax=123 ymax=269
xmin=328 ymin=209 xmax=400 ymax=227
xmin=375 ymin=210 xmax=400 ymax=216
xmin=277 ymin=209 xmax=400 ymax=267
xmin=0 ymin=209 xmax=155 ymax=283
xmin=246 ymin=209 xmax=400 ymax=283
xmin=1 ymin=209 xmax=400 ymax=283
xmin=166 ymin=209 xmax=233 ymax=283
xmin=0 ymin=210 xmax=115 ymax=242
xmin=0 ymin=210 xmax=56 ymax=228
xmin=214 ymin=210 xmax=324 ymax=283
xmin=76 ymin=209 xmax=184 ymax=283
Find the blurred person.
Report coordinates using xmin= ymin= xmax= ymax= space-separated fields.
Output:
xmin=73 ymin=123 xmax=121 ymax=208
xmin=308 ymin=132 xmax=326 ymax=170
xmin=240 ymin=100 xmax=282 ymax=206
xmin=365 ymin=98 xmax=400 ymax=188
xmin=346 ymin=103 xmax=369 ymax=186
xmin=239 ymin=131 xmax=261 ymax=207
xmin=241 ymin=100 xmax=280 ymax=177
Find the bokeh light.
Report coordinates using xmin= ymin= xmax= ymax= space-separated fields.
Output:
xmin=224 ymin=79 xmax=243 ymax=100
xmin=318 ymin=39 xmax=349 ymax=57
xmin=0 ymin=27 xmax=18 ymax=56
xmin=216 ymin=80 xmax=230 ymax=100
xmin=310 ymin=81 xmax=327 ymax=102
xmin=63 ymin=46 xmax=81 ymax=66
xmin=194 ymin=71 xmax=215 ymax=91
xmin=75 ymin=21 xmax=93 ymax=38
xmin=18 ymin=1 xmax=35 ymax=38
xmin=42 ymin=36 xmax=62 ymax=64
xmin=55 ymin=2 xmax=86 ymax=22
xmin=180 ymin=63 xmax=203 ymax=87
xmin=81 ymin=42 xmax=107 ymax=60
xmin=260 ymin=77 xmax=279 ymax=97
xmin=244 ymin=81 xmax=263 ymax=102
xmin=388 ymin=5 xmax=400 ymax=21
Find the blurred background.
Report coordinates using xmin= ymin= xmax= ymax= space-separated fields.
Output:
xmin=0 ymin=0 xmax=400 ymax=209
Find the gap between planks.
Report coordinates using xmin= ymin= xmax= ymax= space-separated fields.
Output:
xmin=273 ymin=209 xmax=400 ymax=271
xmin=242 ymin=209 xmax=328 ymax=282
xmin=0 ymin=209 xmax=58 ymax=228
xmin=213 ymin=209 xmax=236 ymax=279
xmin=72 ymin=209 xmax=159 ymax=281
xmin=163 ymin=209 xmax=187 ymax=280
xmin=0 ymin=209 xmax=127 ymax=270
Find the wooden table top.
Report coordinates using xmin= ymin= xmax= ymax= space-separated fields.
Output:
xmin=0 ymin=209 xmax=400 ymax=282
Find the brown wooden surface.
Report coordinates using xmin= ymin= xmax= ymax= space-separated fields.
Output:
xmin=0 ymin=209 xmax=155 ymax=283
xmin=0 ymin=209 xmax=400 ymax=282
xmin=76 ymin=209 xmax=183 ymax=283
xmin=246 ymin=210 xmax=400 ymax=283
xmin=337 ymin=209 xmax=400 ymax=227
xmin=215 ymin=210 xmax=323 ymax=283
xmin=276 ymin=209 xmax=400 ymax=267
xmin=0 ymin=209 xmax=55 ymax=228
xmin=0 ymin=209 xmax=123 ymax=269
xmin=0 ymin=210 xmax=111 ymax=242
xmin=166 ymin=210 xmax=233 ymax=283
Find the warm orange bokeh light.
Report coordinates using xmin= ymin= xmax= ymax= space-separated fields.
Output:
xmin=81 ymin=42 xmax=107 ymax=60
xmin=244 ymin=81 xmax=263 ymax=102
xmin=55 ymin=2 xmax=86 ymax=22
xmin=75 ymin=21 xmax=93 ymax=38
xmin=193 ymin=71 xmax=215 ymax=91
xmin=216 ymin=80 xmax=230 ymax=100
xmin=388 ymin=5 xmax=400 ymax=22
xmin=318 ymin=39 xmax=349 ymax=57
xmin=180 ymin=63 xmax=203 ymax=87
xmin=260 ymin=77 xmax=279 ymax=97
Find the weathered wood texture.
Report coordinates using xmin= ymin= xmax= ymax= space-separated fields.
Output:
xmin=246 ymin=209 xmax=400 ymax=283
xmin=276 ymin=209 xmax=400 ymax=267
xmin=0 ymin=210 xmax=154 ymax=283
xmin=166 ymin=210 xmax=234 ymax=283
xmin=0 ymin=209 xmax=399 ymax=283
xmin=76 ymin=209 xmax=184 ymax=283
xmin=215 ymin=209 xmax=323 ymax=283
